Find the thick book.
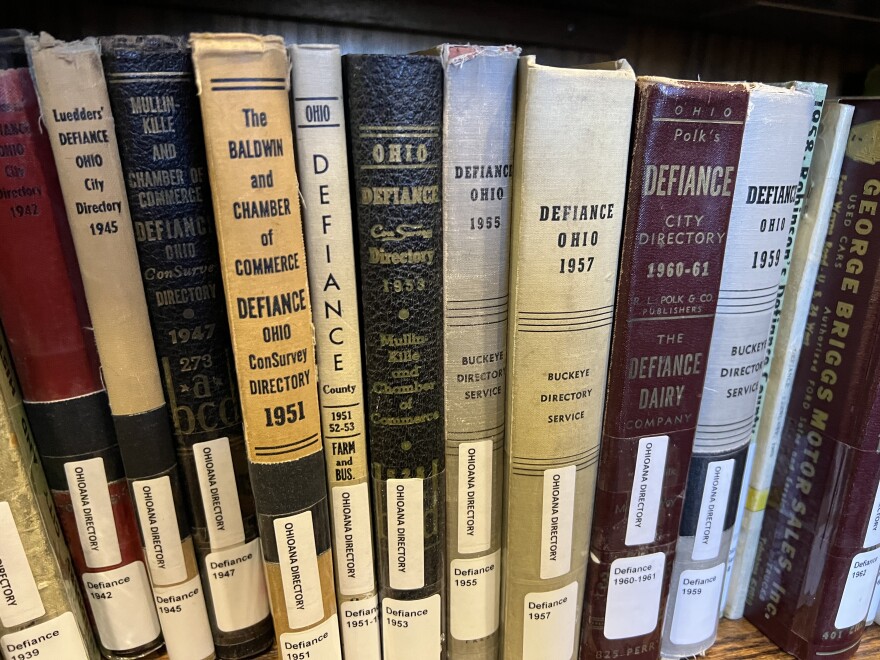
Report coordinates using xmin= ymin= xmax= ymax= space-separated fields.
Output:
xmin=0 ymin=330 xmax=96 ymax=659
xmin=344 ymin=52 xmax=445 ymax=660
xmin=579 ymin=78 xmax=749 ymax=660
xmin=726 ymin=99 xmax=852 ymax=620
xmin=0 ymin=33 xmax=162 ymax=658
xmin=745 ymin=97 xmax=880 ymax=660
xmin=434 ymin=43 xmax=519 ymax=660
xmin=26 ymin=33 xmax=215 ymax=660
xmin=659 ymin=83 xmax=814 ymax=658
xmin=190 ymin=33 xmax=341 ymax=657
xmin=101 ymin=34 xmax=274 ymax=659
xmin=289 ymin=43 xmax=381 ymax=660
xmin=502 ymin=56 xmax=635 ymax=660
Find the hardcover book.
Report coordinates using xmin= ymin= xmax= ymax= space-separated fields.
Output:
xmin=191 ymin=33 xmax=341 ymax=657
xmin=659 ymin=83 xmax=814 ymax=658
xmin=102 ymin=34 xmax=273 ymax=659
xmin=0 ymin=32 xmax=162 ymax=658
xmin=580 ymin=77 xmax=749 ymax=660
xmin=502 ymin=56 xmax=635 ymax=660
xmin=435 ymin=43 xmax=519 ymax=660
xmin=746 ymin=97 xmax=880 ymax=660
xmin=344 ymin=52 xmax=445 ymax=660
xmin=289 ymin=43 xmax=381 ymax=660
xmin=26 ymin=33 xmax=214 ymax=659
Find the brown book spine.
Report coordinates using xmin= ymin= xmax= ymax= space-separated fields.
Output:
xmin=580 ymin=78 xmax=749 ymax=660
xmin=746 ymin=97 xmax=880 ymax=660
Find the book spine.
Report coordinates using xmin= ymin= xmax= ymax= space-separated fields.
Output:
xmin=190 ymin=33 xmax=341 ymax=656
xmin=289 ymin=43 xmax=381 ymax=660
xmin=660 ymin=84 xmax=814 ymax=658
xmin=0 ymin=58 xmax=161 ymax=658
xmin=344 ymin=53 xmax=445 ymax=660
xmin=746 ymin=97 xmax=880 ymax=659
xmin=726 ymin=93 xmax=846 ymax=622
xmin=504 ymin=56 xmax=635 ymax=660
xmin=439 ymin=44 xmax=518 ymax=660
xmin=580 ymin=78 xmax=749 ymax=660
xmin=25 ymin=34 xmax=215 ymax=660
xmin=0 ymin=331 xmax=97 ymax=658
xmin=101 ymin=35 xmax=274 ymax=658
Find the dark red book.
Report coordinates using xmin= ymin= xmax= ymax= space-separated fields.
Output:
xmin=745 ymin=97 xmax=880 ymax=660
xmin=579 ymin=78 xmax=749 ymax=660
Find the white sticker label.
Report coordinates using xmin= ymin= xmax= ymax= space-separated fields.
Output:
xmin=340 ymin=595 xmax=381 ymax=660
xmin=625 ymin=436 xmax=669 ymax=546
xmin=82 ymin=561 xmax=160 ymax=651
xmin=194 ymin=437 xmax=246 ymax=548
xmin=0 ymin=502 xmax=45 ymax=627
xmin=332 ymin=482 xmax=376 ymax=596
xmin=836 ymin=548 xmax=880 ymax=629
xmin=691 ymin=459 xmax=735 ymax=561
xmin=867 ymin=571 xmax=880 ymax=623
xmin=279 ymin=613 xmax=342 ymax=660
xmin=669 ymin=563 xmax=726 ymax=645
xmin=1 ymin=612 xmax=89 ymax=660
xmin=64 ymin=457 xmax=121 ymax=568
xmin=206 ymin=538 xmax=271 ymax=632
xmin=153 ymin=575 xmax=214 ymax=659
xmin=540 ymin=465 xmax=576 ymax=579
xmin=522 ymin=581 xmax=578 ymax=660
xmin=604 ymin=552 xmax=665 ymax=639
xmin=386 ymin=478 xmax=425 ymax=590
xmin=132 ymin=476 xmax=187 ymax=585
xmin=450 ymin=551 xmax=500 ymax=641
xmin=864 ymin=479 xmax=880 ymax=548
xmin=457 ymin=440 xmax=493 ymax=554
xmin=274 ymin=511 xmax=324 ymax=628
xmin=381 ymin=594 xmax=441 ymax=660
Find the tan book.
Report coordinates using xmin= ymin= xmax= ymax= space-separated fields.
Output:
xmin=190 ymin=33 xmax=341 ymax=656
xmin=501 ymin=56 xmax=635 ymax=660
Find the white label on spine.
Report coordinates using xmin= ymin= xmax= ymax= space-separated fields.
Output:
xmin=64 ymin=457 xmax=121 ymax=568
xmin=280 ymin=613 xmax=342 ymax=660
xmin=82 ymin=561 xmax=159 ymax=651
xmin=864 ymin=479 xmax=880 ymax=548
xmin=836 ymin=548 xmax=880 ymax=629
xmin=206 ymin=538 xmax=270 ymax=632
xmin=867 ymin=571 xmax=880 ymax=623
xmin=691 ymin=459 xmax=735 ymax=561
xmin=604 ymin=552 xmax=665 ymax=639
xmin=457 ymin=440 xmax=493 ymax=554
xmin=332 ymin=482 xmax=376 ymax=595
xmin=669 ymin=563 xmax=725 ymax=645
xmin=522 ymin=581 xmax=578 ymax=660
xmin=0 ymin=502 xmax=45 ymax=627
xmin=0 ymin=612 xmax=89 ymax=660
xmin=340 ymin=595 xmax=381 ymax=660
xmin=193 ymin=437 xmax=246 ymax=548
xmin=386 ymin=478 xmax=425 ymax=590
xmin=153 ymin=575 xmax=214 ymax=659
xmin=274 ymin=511 xmax=324 ymax=627
xmin=540 ymin=465 xmax=575 ymax=579
xmin=625 ymin=436 xmax=669 ymax=546
xmin=132 ymin=476 xmax=187 ymax=585
xmin=450 ymin=550 xmax=500 ymax=640
xmin=381 ymin=594 xmax=441 ymax=660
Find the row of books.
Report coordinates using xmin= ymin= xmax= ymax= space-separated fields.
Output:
xmin=0 ymin=26 xmax=877 ymax=660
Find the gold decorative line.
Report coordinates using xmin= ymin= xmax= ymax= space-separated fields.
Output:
xmin=106 ymin=71 xmax=189 ymax=77
xmin=358 ymin=133 xmax=438 ymax=138
xmin=653 ymin=118 xmax=744 ymax=125
xmin=359 ymin=125 xmax=438 ymax=131
xmin=360 ymin=163 xmax=438 ymax=170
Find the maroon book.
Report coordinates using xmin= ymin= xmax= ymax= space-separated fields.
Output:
xmin=745 ymin=97 xmax=880 ymax=660
xmin=579 ymin=78 xmax=749 ymax=660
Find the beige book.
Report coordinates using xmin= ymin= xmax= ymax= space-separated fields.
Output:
xmin=502 ymin=56 xmax=635 ymax=660
xmin=190 ymin=33 xmax=341 ymax=655
xmin=289 ymin=43 xmax=381 ymax=660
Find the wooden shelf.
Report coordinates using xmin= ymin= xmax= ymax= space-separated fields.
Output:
xmin=149 ymin=618 xmax=880 ymax=658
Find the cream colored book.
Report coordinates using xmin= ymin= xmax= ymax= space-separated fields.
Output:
xmin=289 ymin=43 xmax=381 ymax=660
xmin=502 ymin=56 xmax=635 ymax=660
